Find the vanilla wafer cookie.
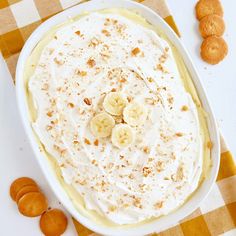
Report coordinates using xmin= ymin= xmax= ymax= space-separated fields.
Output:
xmin=199 ymin=14 xmax=225 ymax=38
xmin=201 ymin=36 xmax=228 ymax=64
xmin=196 ymin=0 xmax=223 ymax=20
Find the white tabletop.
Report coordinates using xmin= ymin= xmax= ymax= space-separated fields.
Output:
xmin=168 ymin=0 xmax=236 ymax=157
xmin=0 ymin=0 xmax=235 ymax=235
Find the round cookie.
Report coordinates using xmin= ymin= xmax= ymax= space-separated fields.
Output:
xmin=201 ymin=36 xmax=228 ymax=64
xmin=10 ymin=177 xmax=37 ymax=201
xmin=40 ymin=209 xmax=68 ymax=236
xmin=196 ymin=0 xmax=223 ymax=20
xmin=15 ymin=185 xmax=39 ymax=203
xmin=199 ymin=14 xmax=225 ymax=38
xmin=18 ymin=192 xmax=48 ymax=217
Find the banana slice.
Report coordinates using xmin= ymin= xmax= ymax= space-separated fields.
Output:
xmin=103 ymin=92 xmax=128 ymax=116
xmin=90 ymin=113 xmax=115 ymax=138
xmin=111 ymin=124 xmax=134 ymax=149
xmin=123 ymin=101 xmax=148 ymax=126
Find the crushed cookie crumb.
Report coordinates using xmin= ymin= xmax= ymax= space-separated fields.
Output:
xmin=154 ymin=201 xmax=163 ymax=209
xmin=133 ymin=197 xmax=142 ymax=209
xmin=143 ymin=146 xmax=150 ymax=154
xmin=75 ymin=30 xmax=81 ymax=36
xmin=100 ymin=51 xmax=110 ymax=59
xmin=95 ymin=67 xmax=101 ymax=75
xmin=50 ymin=119 xmax=58 ymax=125
xmin=167 ymin=96 xmax=174 ymax=105
xmin=116 ymin=23 xmax=126 ymax=34
xmin=156 ymin=64 xmax=163 ymax=70
xmin=156 ymin=63 xmax=168 ymax=73
xmin=160 ymin=132 xmax=172 ymax=142
xmin=76 ymin=69 xmax=87 ymax=76
xmin=46 ymin=111 xmax=53 ymax=117
xmin=127 ymin=96 xmax=133 ymax=102
xmin=87 ymin=58 xmax=96 ymax=68
xmin=108 ymin=205 xmax=117 ymax=212
xmin=94 ymin=139 xmax=99 ymax=146
xmin=181 ymin=105 xmax=189 ymax=111
xmin=172 ymin=166 xmax=184 ymax=182
xmin=131 ymin=47 xmax=140 ymax=56
xmin=175 ymin=132 xmax=183 ymax=137
xmin=53 ymin=145 xmax=67 ymax=156
xmin=79 ymin=179 xmax=87 ymax=186
xmin=102 ymin=29 xmax=111 ymax=37
xmin=159 ymin=54 xmax=168 ymax=63
xmin=89 ymin=37 xmax=101 ymax=47
xmin=143 ymin=167 xmax=152 ymax=177
xmin=80 ymin=71 xmax=87 ymax=76
xmin=139 ymin=184 xmax=146 ymax=190
xmin=84 ymin=138 xmax=91 ymax=145
xmin=147 ymin=77 xmax=154 ymax=83
xmin=156 ymin=161 xmax=164 ymax=172
xmin=68 ymin=103 xmax=74 ymax=108
xmin=54 ymin=57 xmax=64 ymax=65
xmin=128 ymin=173 xmax=134 ymax=179
xmin=91 ymin=159 xmax=97 ymax=165
xmin=42 ymin=83 xmax=49 ymax=91
xmin=145 ymin=97 xmax=159 ymax=105
xmin=83 ymin=98 xmax=92 ymax=106
xmin=207 ymin=141 xmax=213 ymax=149
xmin=57 ymin=87 xmax=62 ymax=92
xmin=120 ymin=78 xmax=127 ymax=83
xmin=46 ymin=125 xmax=52 ymax=131
xmin=171 ymin=152 xmax=176 ymax=160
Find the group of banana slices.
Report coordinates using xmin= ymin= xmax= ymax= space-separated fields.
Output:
xmin=90 ymin=92 xmax=148 ymax=149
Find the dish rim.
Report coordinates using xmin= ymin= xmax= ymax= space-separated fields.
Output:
xmin=15 ymin=0 xmax=220 ymax=235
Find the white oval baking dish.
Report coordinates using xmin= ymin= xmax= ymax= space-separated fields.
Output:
xmin=15 ymin=0 xmax=220 ymax=235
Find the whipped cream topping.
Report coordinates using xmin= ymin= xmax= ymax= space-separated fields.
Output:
xmin=29 ymin=12 xmax=203 ymax=224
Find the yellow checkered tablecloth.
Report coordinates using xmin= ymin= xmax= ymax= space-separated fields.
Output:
xmin=0 ymin=0 xmax=235 ymax=235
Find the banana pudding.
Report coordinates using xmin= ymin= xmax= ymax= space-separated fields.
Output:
xmin=26 ymin=9 xmax=211 ymax=225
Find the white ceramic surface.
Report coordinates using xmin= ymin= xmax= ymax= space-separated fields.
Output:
xmin=15 ymin=0 xmax=220 ymax=235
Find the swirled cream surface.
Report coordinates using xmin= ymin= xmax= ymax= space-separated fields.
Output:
xmin=28 ymin=11 xmax=205 ymax=224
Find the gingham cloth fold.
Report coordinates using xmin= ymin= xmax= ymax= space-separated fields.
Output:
xmin=0 ymin=0 xmax=235 ymax=235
